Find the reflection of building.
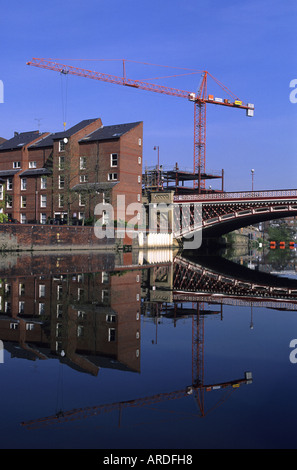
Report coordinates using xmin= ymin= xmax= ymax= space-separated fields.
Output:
xmin=0 ymin=268 xmax=141 ymax=375
xmin=0 ymin=119 xmax=143 ymax=224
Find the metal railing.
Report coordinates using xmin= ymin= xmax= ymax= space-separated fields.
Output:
xmin=173 ymin=189 xmax=297 ymax=202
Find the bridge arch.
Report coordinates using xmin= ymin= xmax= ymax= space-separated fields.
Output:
xmin=173 ymin=190 xmax=297 ymax=239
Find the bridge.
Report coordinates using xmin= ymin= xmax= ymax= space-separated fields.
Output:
xmin=173 ymin=189 xmax=297 ymax=239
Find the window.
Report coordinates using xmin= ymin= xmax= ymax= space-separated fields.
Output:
xmin=0 ymin=184 xmax=3 ymax=200
xmin=102 ymin=192 xmax=110 ymax=204
xmin=39 ymin=284 xmax=45 ymax=298
xmin=59 ymin=140 xmax=66 ymax=152
xmin=138 ymin=157 xmax=141 ymax=165
xmin=58 ymin=155 xmax=64 ymax=170
xmin=110 ymin=153 xmax=118 ymax=167
xmin=59 ymin=175 xmax=65 ymax=189
xmin=13 ymin=161 xmax=21 ymax=169
xmin=77 ymin=288 xmax=84 ymax=300
xmin=40 ymin=195 xmax=47 ymax=208
xmin=21 ymin=196 xmax=26 ymax=208
xmin=58 ymin=194 xmax=64 ymax=208
xmin=41 ymin=176 xmax=47 ymax=189
xmin=56 ymin=304 xmax=63 ymax=317
xmin=18 ymin=301 xmax=25 ymax=314
xmin=19 ymin=283 xmax=25 ymax=296
xmin=138 ymin=175 xmax=141 ymax=183
xmin=29 ymin=161 xmax=36 ymax=168
xmin=20 ymin=214 xmax=27 ymax=224
xmin=21 ymin=178 xmax=27 ymax=190
xmin=10 ymin=322 xmax=18 ymax=330
xmin=80 ymin=175 xmax=88 ymax=183
xmin=77 ymin=326 xmax=84 ymax=337
xmin=137 ymin=194 xmax=141 ymax=202
xmin=108 ymin=173 xmax=117 ymax=181
xmin=79 ymin=193 xmax=86 ymax=206
xmin=7 ymin=178 xmax=13 ymax=190
xmin=80 ymin=157 xmax=86 ymax=170
xmin=138 ymin=138 xmax=142 ymax=146
xmin=108 ymin=328 xmax=116 ymax=342
xmin=78 ymin=212 xmax=85 ymax=220
xmin=39 ymin=303 xmax=45 ymax=315
xmin=106 ymin=314 xmax=116 ymax=323
xmin=40 ymin=213 xmax=47 ymax=225
xmin=102 ymin=271 xmax=109 ymax=284
xmin=57 ymin=285 xmax=63 ymax=300
xmin=26 ymin=323 xmax=34 ymax=331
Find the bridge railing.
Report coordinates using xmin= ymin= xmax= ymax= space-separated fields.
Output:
xmin=173 ymin=189 xmax=297 ymax=202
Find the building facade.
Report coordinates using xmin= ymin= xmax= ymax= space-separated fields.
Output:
xmin=0 ymin=119 xmax=143 ymax=225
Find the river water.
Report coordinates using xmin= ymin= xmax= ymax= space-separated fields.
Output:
xmin=0 ymin=246 xmax=297 ymax=450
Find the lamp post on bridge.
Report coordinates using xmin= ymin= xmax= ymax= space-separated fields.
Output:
xmin=251 ymin=169 xmax=254 ymax=192
xmin=154 ymin=146 xmax=160 ymax=190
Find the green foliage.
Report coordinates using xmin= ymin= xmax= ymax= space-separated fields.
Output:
xmin=267 ymin=225 xmax=294 ymax=243
xmin=0 ymin=213 xmax=8 ymax=223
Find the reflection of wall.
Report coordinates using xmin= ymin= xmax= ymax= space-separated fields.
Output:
xmin=0 ymin=268 xmax=141 ymax=375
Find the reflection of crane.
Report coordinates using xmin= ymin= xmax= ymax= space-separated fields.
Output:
xmin=21 ymin=372 xmax=252 ymax=430
xmin=27 ymin=58 xmax=254 ymax=191
xmin=21 ymin=299 xmax=252 ymax=430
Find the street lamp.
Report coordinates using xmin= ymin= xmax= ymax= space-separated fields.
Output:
xmin=154 ymin=146 xmax=160 ymax=190
xmin=251 ymin=169 xmax=254 ymax=192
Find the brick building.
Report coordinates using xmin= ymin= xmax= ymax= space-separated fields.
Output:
xmin=0 ymin=119 xmax=143 ymax=224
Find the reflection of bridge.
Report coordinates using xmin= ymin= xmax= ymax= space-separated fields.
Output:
xmin=172 ymin=255 xmax=297 ymax=308
xmin=173 ymin=189 xmax=297 ymax=238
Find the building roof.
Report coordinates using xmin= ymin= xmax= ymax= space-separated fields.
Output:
xmin=79 ymin=122 xmax=142 ymax=143
xmin=30 ymin=119 xmax=100 ymax=149
xmin=0 ymin=169 xmax=21 ymax=177
xmin=19 ymin=168 xmax=52 ymax=177
xmin=0 ymin=131 xmax=41 ymax=151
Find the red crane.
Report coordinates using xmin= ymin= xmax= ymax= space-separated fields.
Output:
xmin=27 ymin=58 xmax=254 ymax=191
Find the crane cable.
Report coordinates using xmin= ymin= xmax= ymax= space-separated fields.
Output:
xmin=60 ymin=71 xmax=69 ymax=131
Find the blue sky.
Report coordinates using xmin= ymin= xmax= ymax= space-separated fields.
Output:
xmin=1 ymin=0 xmax=297 ymax=191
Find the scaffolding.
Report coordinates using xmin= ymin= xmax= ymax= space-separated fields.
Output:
xmin=143 ymin=163 xmax=224 ymax=196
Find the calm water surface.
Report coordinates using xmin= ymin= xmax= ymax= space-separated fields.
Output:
xmin=1 ymin=248 xmax=297 ymax=449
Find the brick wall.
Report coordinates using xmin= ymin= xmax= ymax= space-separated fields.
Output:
xmin=0 ymin=223 xmax=116 ymax=251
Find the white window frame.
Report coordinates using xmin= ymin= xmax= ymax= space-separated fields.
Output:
xmin=58 ymin=175 xmax=65 ymax=189
xmin=79 ymin=175 xmax=88 ymax=183
xmin=80 ymin=156 xmax=86 ymax=170
xmin=7 ymin=177 xmax=13 ymax=190
xmin=39 ymin=284 xmax=45 ymax=298
xmin=13 ymin=161 xmax=21 ymax=169
xmin=110 ymin=153 xmax=118 ymax=167
xmin=108 ymin=328 xmax=116 ymax=342
xmin=0 ymin=184 xmax=3 ymax=200
xmin=41 ymin=176 xmax=47 ymax=189
xmin=40 ymin=213 xmax=47 ymax=224
xmin=21 ymin=178 xmax=27 ymax=190
xmin=21 ymin=195 xmax=26 ymax=208
xmin=6 ymin=194 xmax=12 ymax=208
xmin=79 ymin=193 xmax=86 ymax=206
xmin=59 ymin=140 xmax=66 ymax=152
xmin=58 ymin=155 xmax=65 ymax=170
xmin=40 ymin=195 xmax=47 ymax=208
xmin=20 ymin=213 xmax=27 ymax=224
xmin=108 ymin=173 xmax=117 ymax=181
xmin=58 ymin=194 xmax=64 ymax=208
xmin=29 ymin=161 xmax=36 ymax=168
